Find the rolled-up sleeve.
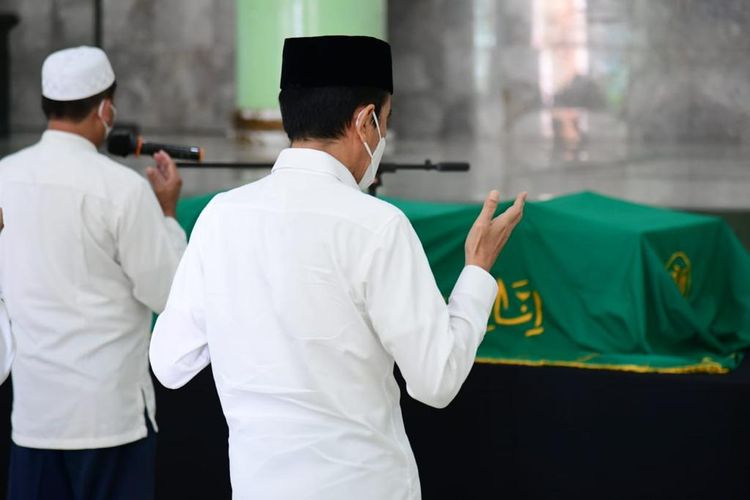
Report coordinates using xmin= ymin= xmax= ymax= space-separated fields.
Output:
xmin=115 ymin=180 xmax=187 ymax=314
xmin=364 ymin=213 xmax=498 ymax=409
xmin=150 ymin=206 xmax=210 ymax=389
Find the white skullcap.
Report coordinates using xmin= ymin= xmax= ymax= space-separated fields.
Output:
xmin=41 ymin=46 xmax=115 ymax=101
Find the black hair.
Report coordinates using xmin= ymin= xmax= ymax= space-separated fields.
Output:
xmin=41 ymin=81 xmax=117 ymax=122
xmin=278 ymin=86 xmax=389 ymax=142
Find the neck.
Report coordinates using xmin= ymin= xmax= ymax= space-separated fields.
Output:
xmin=47 ymin=120 xmax=101 ymax=148
xmin=291 ymin=139 xmax=362 ymax=181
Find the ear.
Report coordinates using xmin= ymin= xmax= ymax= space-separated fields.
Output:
xmin=97 ymin=98 xmax=114 ymax=117
xmin=353 ymin=103 xmax=375 ymax=143
xmin=94 ymin=99 xmax=105 ymax=118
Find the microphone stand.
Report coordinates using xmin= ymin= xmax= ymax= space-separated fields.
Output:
xmin=174 ymin=160 xmax=470 ymax=196
xmin=367 ymin=160 xmax=470 ymax=196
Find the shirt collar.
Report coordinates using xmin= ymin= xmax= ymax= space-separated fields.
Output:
xmin=272 ymin=148 xmax=360 ymax=191
xmin=41 ymin=130 xmax=98 ymax=153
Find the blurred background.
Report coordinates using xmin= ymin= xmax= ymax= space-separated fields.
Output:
xmin=1 ymin=4 xmax=749 ymax=499
xmin=0 ymin=0 xmax=748 ymax=244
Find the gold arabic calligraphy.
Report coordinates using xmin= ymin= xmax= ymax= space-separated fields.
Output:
xmin=487 ymin=278 xmax=544 ymax=337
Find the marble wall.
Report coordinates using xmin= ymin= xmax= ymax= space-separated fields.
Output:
xmin=4 ymin=0 xmax=234 ymax=133
xmin=5 ymin=0 xmax=94 ymax=132
xmin=5 ymin=0 xmax=750 ymax=143
xmin=388 ymin=0 xmax=750 ymax=145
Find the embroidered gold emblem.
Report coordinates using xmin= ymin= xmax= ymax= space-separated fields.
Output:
xmin=666 ymin=251 xmax=692 ymax=297
xmin=487 ymin=278 xmax=544 ymax=337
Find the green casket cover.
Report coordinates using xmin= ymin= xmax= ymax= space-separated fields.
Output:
xmin=176 ymin=191 xmax=750 ymax=374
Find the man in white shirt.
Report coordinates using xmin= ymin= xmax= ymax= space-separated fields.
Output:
xmin=0 ymin=46 xmax=186 ymax=500
xmin=0 ymin=209 xmax=9 ymax=382
xmin=150 ymin=36 xmax=525 ymax=499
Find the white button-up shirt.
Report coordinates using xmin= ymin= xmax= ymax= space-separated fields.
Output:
xmin=0 ymin=130 xmax=186 ymax=449
xmin=150 ymin=148 xmax=498 ymax=500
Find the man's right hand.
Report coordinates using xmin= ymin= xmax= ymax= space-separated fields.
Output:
xmin=146 ymin=150 xmax=183 ymax=218
xmin=464 ymin=190 xmax=527 ymax=272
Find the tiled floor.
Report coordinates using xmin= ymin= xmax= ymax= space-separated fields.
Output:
xmin=3 ymin=132 xmax=750 ymax=212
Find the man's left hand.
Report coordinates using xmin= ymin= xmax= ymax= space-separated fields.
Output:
xmin=146 ymin=151 xmax=183 ymax=218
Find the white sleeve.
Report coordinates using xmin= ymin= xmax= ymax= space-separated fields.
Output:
xmin=365 ymin=213 xmax=498 ymax=409
xmin=149 ymin=207 xmax=210 ymax=389
xmin=164 ymin=216 xmax=189 ymax=255
xmin=115 ymin=180 xmax=187 ymax=314
xmin=0 ymin=296 xmax=14 ymax=384
xmin=0 ymin=216 xmax=13 ymax=383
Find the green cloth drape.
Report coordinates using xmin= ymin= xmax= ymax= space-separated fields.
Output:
xmin=176 ymin=191 xmax=750 ymax=374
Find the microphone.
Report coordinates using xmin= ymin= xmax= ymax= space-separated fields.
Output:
xmin=107 ymin=130 xmax=205 ymax=161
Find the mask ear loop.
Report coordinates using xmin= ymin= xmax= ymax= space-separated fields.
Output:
xmin=356 ymin=108 xmax=375 ymax=158
xmin=98 ymin=100 xmax=117 ymax=141
xmin=371 ymin=111 xmax=382 ymax=140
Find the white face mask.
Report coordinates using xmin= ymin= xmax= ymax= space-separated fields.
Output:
xmin=358 ymin=109 xmax=386 ymax=190
xmin=97 ymin=100 xmax=117 ymax=139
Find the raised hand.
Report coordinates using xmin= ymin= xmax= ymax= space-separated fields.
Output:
xmin=146 ymin=150 xmax=183 ymax=218
xmin=464 ymin=190 xmax=527 ymax=272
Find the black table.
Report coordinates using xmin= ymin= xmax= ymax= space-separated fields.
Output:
xmin=0 ymin=357 xmax=747 ymax=499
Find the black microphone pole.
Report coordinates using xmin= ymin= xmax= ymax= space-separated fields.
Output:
xmin=173 ymin=160 xmax=471 ymax=196
xmin=174 ymin=160 xmax=470 ymax=171
xmin=174 ymin=162 xmax=273 ymax=169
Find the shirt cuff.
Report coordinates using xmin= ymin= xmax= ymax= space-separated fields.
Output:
xmin=164 ymin=215 xmax=183 ymax=231
xmin=164 ymin=216 xmax=188 ymax=250
xmin=0 ymin=298 xmax=14 ymax=383
xmin=452 ymin=265 xmax=499 ymax=306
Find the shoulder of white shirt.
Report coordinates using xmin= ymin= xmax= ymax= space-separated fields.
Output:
xmin=210 ymin=178 xmax=408 ymax=236
xmin=0 ymin=141 xmax=152 ymax=209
